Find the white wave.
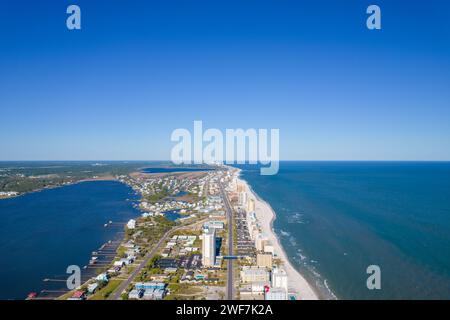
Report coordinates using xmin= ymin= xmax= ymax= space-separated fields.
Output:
xmin=279 ymin=230 xmax=291 ymax=237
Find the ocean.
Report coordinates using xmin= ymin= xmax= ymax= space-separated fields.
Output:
xmin=0 ymin=180 xmax=140 ymax=300
xmin=237 ymin=162 xmax=450 ymax=299
xmin=142 ymin=167 xmax=212 ymax=173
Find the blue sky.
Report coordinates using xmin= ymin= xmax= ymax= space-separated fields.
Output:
xmin=0 ymin=0 xmax=449 ymax=160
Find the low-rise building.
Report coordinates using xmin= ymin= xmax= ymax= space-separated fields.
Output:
xmin=271 ymin=267 xmax=288 ymax=293
xmin=263 ymin=244 xmax=274 ymax=255
xmin=127 ymin=219 xmax=136 ymax=229
xmin=87 ymin=283 xmax=99 ymax=294
xmin=256 ymin=253 xmax=273 ymax=269
xmin=251 ymin=281 xmax=270 ymax=294
xmin=96 ymin=273 xmax=109 ymax=283
xmin=204 ymin=221 xmax=224 ymax=230
xmin=128 ymin=289 xmax=143 ymax=300
xmin=135 ymin=282 xmax=166 ymax=290
xmin=255 ymin=234 xmax=269 ymax=251
xmin=240 ymin=266 xmax=270 ymax=283
xmin=265 ymin=287 xmax=287 ymax=300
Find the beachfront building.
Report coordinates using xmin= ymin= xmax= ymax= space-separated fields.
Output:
xmin=240 ymin=266 xmax=270 ymax=283
xmin=202 ymin=227 xmax=216 ymax=267
xmin=250 ymin=226 xmax=259 ymax=241
xmin=256 ymin=253 xmax=273 ymax=269
xmin=87 ymin=283 xmax=98 ymax=294
xmin=246 ymin=211 xmax=258 ymax=240
xmin=247 ymin=198 xmax=255 ymax=212
xmin=251 ymin=281 xmax=270 ymax=294
xmin=263 ymin=244 xmax=274 ymax=255
xmin=255 ymin=234 xmax=269 ymax=251
xmin=265 ymin=287 xmax=287 ymax=300
xmin=239 ymin=191 xmax=248 ymax=207
xmin=129 ymin=289 xmax=143 ymax=300
xmin=271 ymin=267 xmax=288 ymax=293
xmin=127 ymin=219 xmax=136 ymax=229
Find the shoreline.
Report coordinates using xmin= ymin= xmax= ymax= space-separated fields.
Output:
xmin=58 ymin=179 xmax=142 ymax=300
xmin=0 ymin=175 xmax=118 ymax=201
xmin=235 ymin=171 xmax=319 ymax=300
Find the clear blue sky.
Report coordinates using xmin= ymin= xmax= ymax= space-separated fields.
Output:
xmin=1 ymin=0 xmax=449 ymax=160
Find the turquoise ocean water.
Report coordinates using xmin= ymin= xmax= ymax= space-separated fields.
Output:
xmin=238 ymin=162 xmax=450 ymax=299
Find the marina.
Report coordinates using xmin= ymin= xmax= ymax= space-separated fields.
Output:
xmin=0 ymin=180 xmax=141 ymax=300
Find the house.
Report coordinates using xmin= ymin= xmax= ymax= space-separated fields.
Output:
xmin=119 ymin=257 xmax=132 ymax=265
xmin=135 ymin=282 xmax=166 ymax=290
xmin=127 ymin=219 xmax=136 ymax=229
xmin=265 ymin=287 xmax=287 ymax=300
xmin=153 ymin=289 xmax=165 ymax=300
xmin=240 ymin=266 xmax=270 ymax=283
xmin=128 ymin=289 xmax=143 ymax=300
xmin=88 ymin=283 xmax=99 ymax=294
xmin=183 ymin=270 xmax=194 ymax=280
xmin=251 ymin=282 xmax=269 ymax=294
xmin=96 ymin=273 xmax=109 ymax=282
xmin=161 ymin=248 xmax=171 ymax=257
xmin=204 ymin=221 xmax=224 ymax=230
xmin=107 ymin=267 xmax=119 ymax=275
xmin=114 ymin=260 xmax=126 ymax=267
xmin=69 ymin=290 xmax=85 ymax=300
xmin=142 ymin=288 xmax=155 ymax=300
xmin=194 ymin=274 xmax=205 ymax=281
xmin=123 ymin=241 xmax=135 ymax=248
xmin=164 ymin=267 xmax=178 ymax=273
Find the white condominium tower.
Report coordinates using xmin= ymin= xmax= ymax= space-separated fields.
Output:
xmin=202 ymin=227 xmax=216 ymax=267
xmin=271 ymin=267 xmax=288 ymax=294
xmin=247 ymin=198 xmax=255 ymax=213
xmin=239 ymin=191 xmax=248 ymax=207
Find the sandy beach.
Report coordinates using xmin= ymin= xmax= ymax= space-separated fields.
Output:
xmin=236 ymin=173 xmax=319 ymax=300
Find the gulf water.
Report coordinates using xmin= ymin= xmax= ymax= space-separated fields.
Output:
xmin=0 ymin=180 xmax=140 ymax=300
xmin=238 ymin=162 xmax=450 ymax=299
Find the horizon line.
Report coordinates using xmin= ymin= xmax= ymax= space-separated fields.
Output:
xmin=1 ymin=160 xmax=450 ymax=162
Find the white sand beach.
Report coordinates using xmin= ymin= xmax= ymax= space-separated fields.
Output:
xmin=237 ymin=174 xmax=319 ymax=300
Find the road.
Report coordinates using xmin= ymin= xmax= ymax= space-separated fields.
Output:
xmin=220 ymin=181 xmax=234 ymax=300
xmin=109 ymin=218 xmax=207 ymax=300
xmin=108 ymin=227 xmax=173 ymax=300
xmin=109 ymin=178 xmax=233 ymax=300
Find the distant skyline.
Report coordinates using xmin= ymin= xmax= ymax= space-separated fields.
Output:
xmin=1 ymin=0 xmax=449 ymax=161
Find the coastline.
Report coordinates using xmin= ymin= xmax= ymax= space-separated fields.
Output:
xmin=236 ymin=171 xmax=319 ymax=300
xmin=0 ymin=179 xmax=140 ymax=300
xmin=0 ymin=175 xmax=117 ymax=201
xmin=60 ymin=178 xmax=142 ymax=300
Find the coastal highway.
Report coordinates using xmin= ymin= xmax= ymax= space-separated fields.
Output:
xmin=108 ymin=218 xmax=208 ymax=300
xmin=220 ymin=181 xmax=234 ymax=300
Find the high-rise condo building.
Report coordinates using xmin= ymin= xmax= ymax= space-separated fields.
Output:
xmin=202 ymin=227 xmax=216 ymax=267
xmin=271 ymin=267 xmax=288 ymax=294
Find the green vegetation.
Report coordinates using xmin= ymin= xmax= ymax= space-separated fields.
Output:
xmin=90 ymin=280 xmax=121 ymax=300
xmin=144 ymin=189 xmax=169 ymax=203
xmin=0 ymin=161 xmax=156 ymax=195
